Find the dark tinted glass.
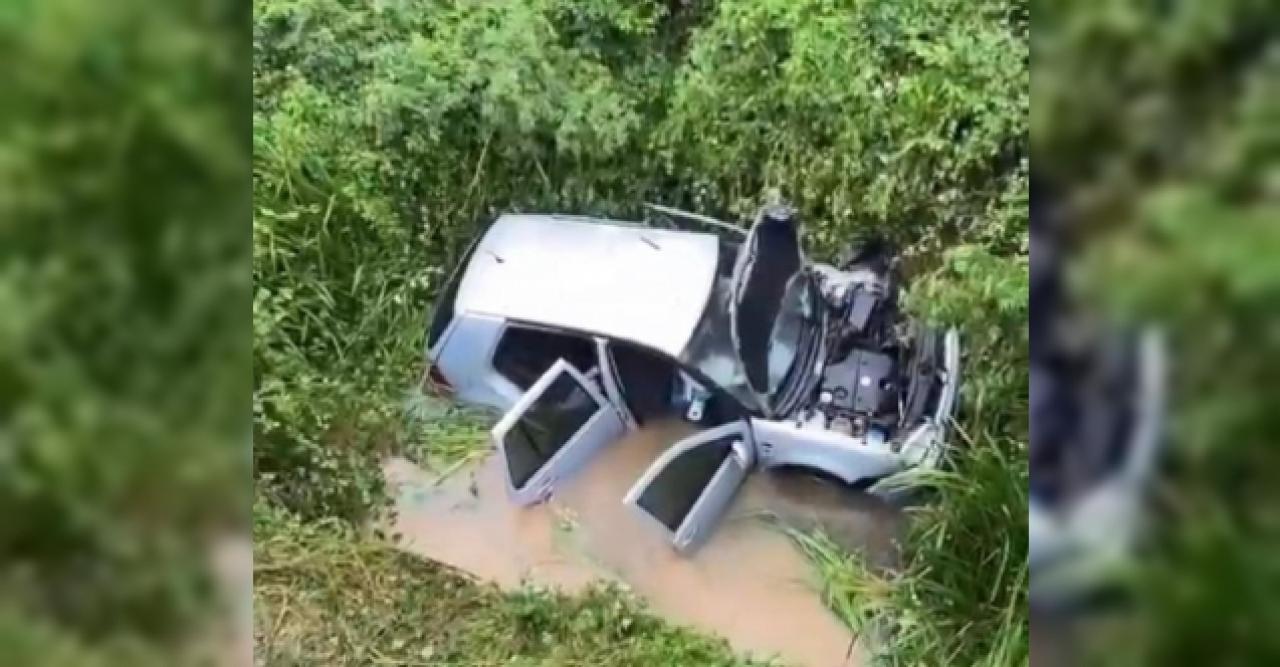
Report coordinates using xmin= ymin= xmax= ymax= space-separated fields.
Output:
xmin=493 ymin=326 xmax=596 ymax=390
xmin=503 ymin=372 xmax=600 ymax=489
xmin=734 ymin=217 xmax=802 ymax=392
xmin=636 ymin=437 xmax=734 ymax=531
xmin=609 ymin=342 xmax=676 ymax=425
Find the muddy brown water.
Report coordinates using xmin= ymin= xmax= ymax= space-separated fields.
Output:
xmin=383 ymin=421 xmax=904 ymax=667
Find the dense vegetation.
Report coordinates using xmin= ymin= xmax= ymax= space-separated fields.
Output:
xmin=252 ymin=1 xmax=1029 ymax=665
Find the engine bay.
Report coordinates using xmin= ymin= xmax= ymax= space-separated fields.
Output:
xmin=801 ymin=242 xmax=943 ymax=447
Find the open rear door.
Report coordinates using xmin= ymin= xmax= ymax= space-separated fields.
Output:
xmin=493 ymin=358 xmax=627 ymax=505
xmin=624 ymin=421 xmax=754 ymax=553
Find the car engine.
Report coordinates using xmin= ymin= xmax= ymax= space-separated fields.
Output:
xmin=803 ymin=240 xmax=940 ymax=446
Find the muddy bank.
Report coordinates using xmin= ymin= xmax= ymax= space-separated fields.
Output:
xmin=384 ymin=421 xmax=903 ymax=667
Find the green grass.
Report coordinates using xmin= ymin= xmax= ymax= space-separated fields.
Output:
xmin=253 ymin=502 xmax=772 ymax=667
xmin=402 ymin=390 xmax=494 ymax=472
xmin=791 ymin=427 xmax=1028 ymax=666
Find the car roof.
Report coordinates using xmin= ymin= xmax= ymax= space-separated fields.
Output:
xmin=453 ymin=214 xmax=721 ymax=358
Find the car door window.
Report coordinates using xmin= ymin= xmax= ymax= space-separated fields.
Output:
xmin=624 ymin=421 xmax=754 ymax=552
xmin=492 ymin=325 xmax=596 ymax=390
xmin=503 ymin=370 xmax=602 ymax=488
xmin=606 ymin=341 xmax=678 ymax=426
xmin=493 ymin=358 xmax=626 ymax=504
xmin=635 ymin=437 xmax=733 ymax=531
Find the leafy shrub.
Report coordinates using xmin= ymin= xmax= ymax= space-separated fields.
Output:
xmin=660 ymin=0 xmax=1028 ymax=254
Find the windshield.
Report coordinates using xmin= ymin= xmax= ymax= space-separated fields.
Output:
xmin=680 ymin=268 xmax=819 ymax=412
xmin=680 ymin=276 xmax=760 ymax=411
xmin=766 ymin=273 xmax=817 ymax=395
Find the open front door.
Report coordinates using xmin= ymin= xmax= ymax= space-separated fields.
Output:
xmin=624 ymin=421 xmax=754 ymax=553
xmin=493 ymin=358 xmax=626 ymax=505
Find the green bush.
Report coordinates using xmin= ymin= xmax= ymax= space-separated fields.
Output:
xmin=660 ymin=0 xmax=1027 ymax=253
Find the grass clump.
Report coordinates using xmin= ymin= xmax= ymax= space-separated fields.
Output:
xmin=797 ymin=431 xmax=1028 ymax=666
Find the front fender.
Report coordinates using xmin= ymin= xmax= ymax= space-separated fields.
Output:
xmin=749 ymin=417 xmax=904 ymax=484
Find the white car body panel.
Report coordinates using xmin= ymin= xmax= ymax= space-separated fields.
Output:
xmin=453 ymin=214 xmax=721 ymax=359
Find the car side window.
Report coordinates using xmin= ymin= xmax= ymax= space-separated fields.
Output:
xmin=492 ymin=325 xmax=596 ymax=391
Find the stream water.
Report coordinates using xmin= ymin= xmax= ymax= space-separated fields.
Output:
xmin=384 ymin=420 xmax=904 ymax=667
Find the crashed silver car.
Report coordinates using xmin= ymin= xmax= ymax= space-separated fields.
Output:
xmin=424 ymin=204 xmax=961 ymax=552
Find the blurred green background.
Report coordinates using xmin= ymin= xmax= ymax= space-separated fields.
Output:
xmin=1 ymin=0 xmax=249 ymax=663
xmin=1034 ymin=0 xmax=1280 ymax=663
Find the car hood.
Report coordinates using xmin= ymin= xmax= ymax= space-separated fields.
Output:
xmin=727 ymin=209 xmax=808 ymax=402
